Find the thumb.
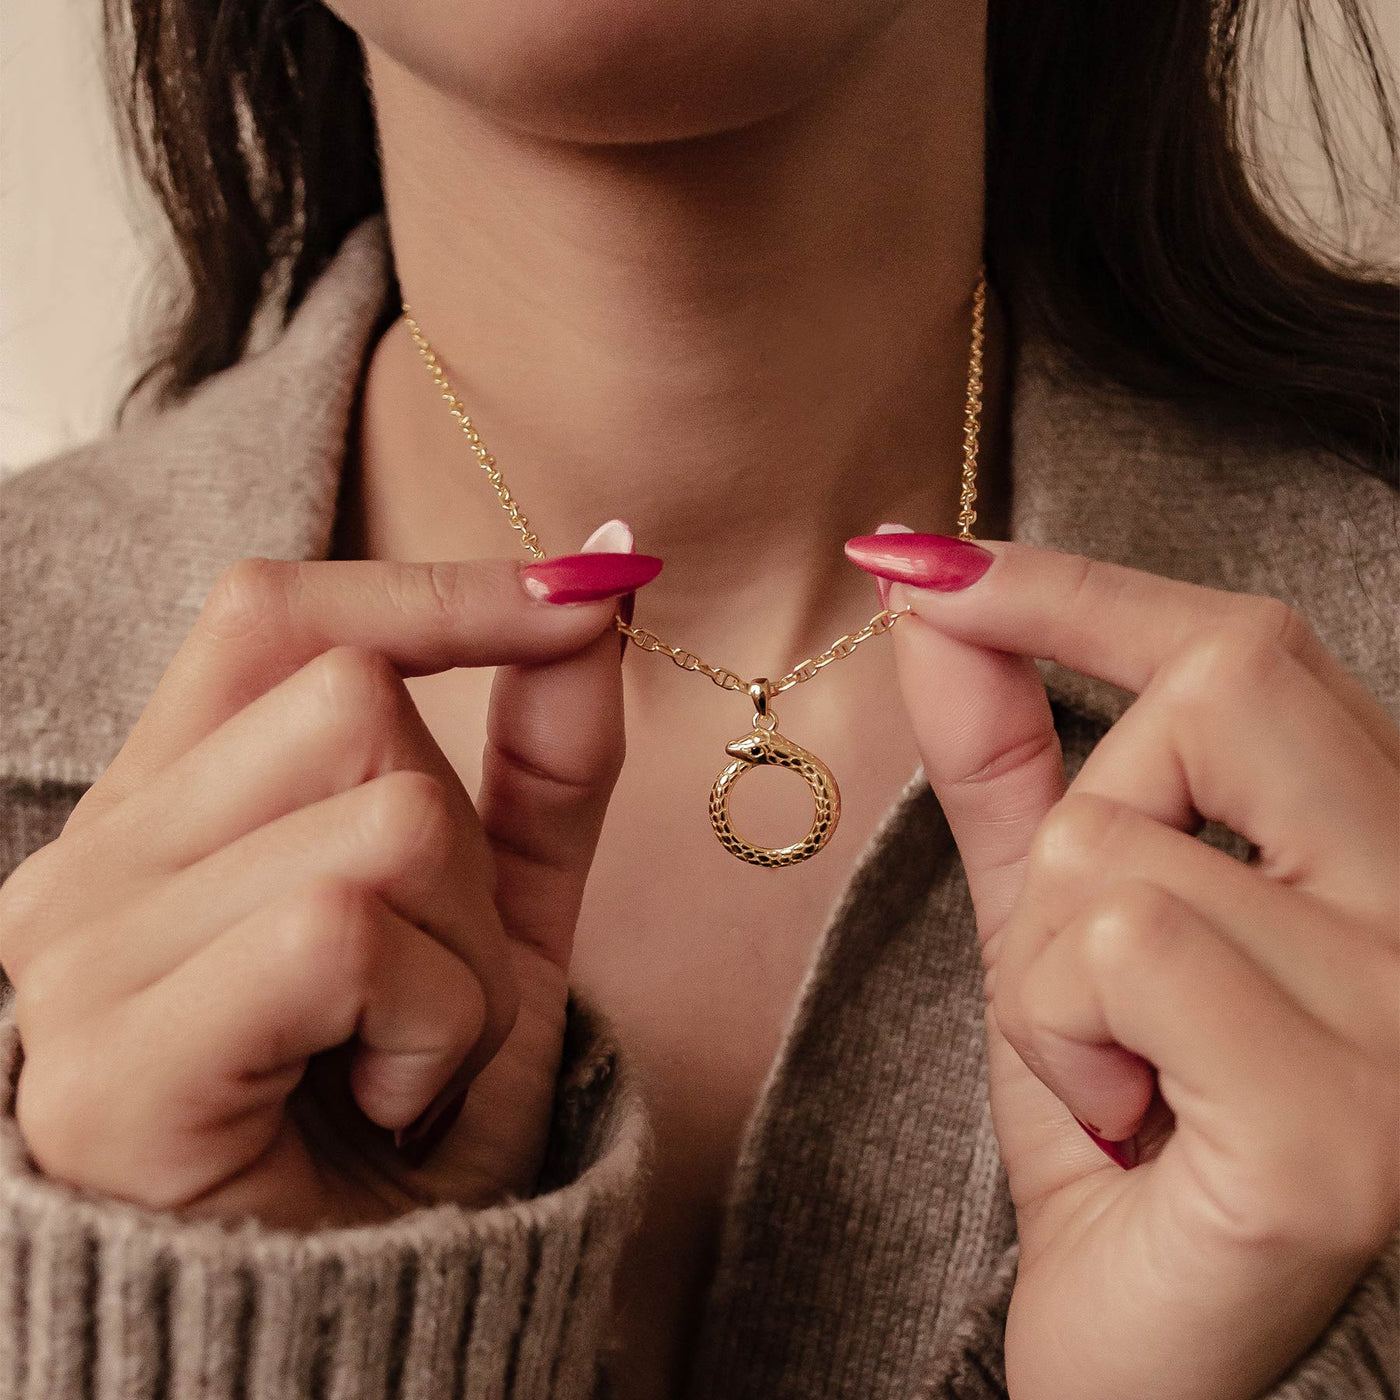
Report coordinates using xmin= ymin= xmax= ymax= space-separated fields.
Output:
xmin=856 ymin=531 xmax=1155 ymax=1165
xmin=870 ymin=526 xmax=1066 ymax=952
xmin=477 ymin=519 xmax=636 ymax=972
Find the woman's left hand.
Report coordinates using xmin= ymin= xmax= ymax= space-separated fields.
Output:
xmin=846 ymin=533 xmax=1400 ymax=1400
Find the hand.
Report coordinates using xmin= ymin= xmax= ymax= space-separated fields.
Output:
xmin=846 ymin=531 xmax=1399 ymax=1400
xmin=0 ymin=539 xmax=660 ymax=1230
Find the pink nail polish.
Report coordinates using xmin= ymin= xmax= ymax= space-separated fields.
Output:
xmin=578 ymin=519 xmax=638 ymax=660
xmin=519 ymin=552 xmax=662 ymax=605
xmin=844 ymin=532 xmax=994 ymax=591
xmin=871 ymin=523 xmax=914 ymax=607
xmin=1073 ymin=1115 xmax=1140 ymax=1170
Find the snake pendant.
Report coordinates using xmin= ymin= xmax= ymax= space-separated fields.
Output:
xmin=708 ymin=706 xmax=841 ymax=868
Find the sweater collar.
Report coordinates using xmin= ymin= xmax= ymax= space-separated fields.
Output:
xmin=3 ymin=215 xmax=1395 ymax=790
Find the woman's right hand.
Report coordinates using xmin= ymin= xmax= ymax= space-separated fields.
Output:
xmin=0 ymin=541 xmax=659 ymax=1230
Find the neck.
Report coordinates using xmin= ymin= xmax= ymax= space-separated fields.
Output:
xmin=350 ymin=2 xmax=1002 ymax=674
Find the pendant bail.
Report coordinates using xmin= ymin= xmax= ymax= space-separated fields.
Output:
xmin=747 ymin=678 xmax=771 ymax=722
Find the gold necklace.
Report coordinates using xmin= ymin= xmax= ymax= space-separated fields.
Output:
xmin=402 ymin=271 xmax=987 ymax=868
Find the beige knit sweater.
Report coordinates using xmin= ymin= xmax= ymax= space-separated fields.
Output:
xmin=0 ymin=219 xmax=1396 ymax=1400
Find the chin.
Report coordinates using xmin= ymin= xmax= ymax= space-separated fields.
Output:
xmin=328 ymin=0 xmax=915 ymax=144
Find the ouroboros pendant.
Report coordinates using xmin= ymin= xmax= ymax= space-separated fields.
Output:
xmin=707 ymin=709 xmax=841 ymax=867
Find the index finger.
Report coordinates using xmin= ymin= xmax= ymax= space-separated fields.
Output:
xmin=847 ymin=535 xmax=1395 ymax=756
xmin=76 ymin=554 xmax=656 ymax=823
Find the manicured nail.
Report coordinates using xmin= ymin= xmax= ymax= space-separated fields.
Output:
xmin=1073 ymin=1115 xmax=1140 ymax=1170
xmin=578 ymin=519 xmax=639 ymax=659
xmin=519 ymin=549 xmax=661 ymax=604
xmin=871 ymin=522 xmax=915 ymax=606
xmin=581 ymin=518 xmax=634 ymax=554
xmin=844 ymin=531 xmax=994 ymax=592
xmin=395 ymin=1085 xmax=469 ymax=1168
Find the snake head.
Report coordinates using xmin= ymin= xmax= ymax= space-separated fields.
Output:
xmin=725 ymin=731 xmax=772 ymax=763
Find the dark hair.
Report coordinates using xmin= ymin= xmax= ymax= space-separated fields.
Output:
xmin=105 ymin=0 xmax=1398 ymax=476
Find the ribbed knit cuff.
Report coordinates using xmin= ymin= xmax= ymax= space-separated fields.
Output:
xmin=914 ymin=1243 xmax=1016 ymax=1400
xmin=0 ymin=992 xmax=650 ymax=1400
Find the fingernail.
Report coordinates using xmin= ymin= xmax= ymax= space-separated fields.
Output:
xmin=519 ymin=550 xmax=661 ymax=605
xmin=578 ymin=519 xmax=639 ymax=659
xmin=1073 ymin=1115 xmax=1140 ymax=1170
xmin=872 ymin=522 xmax=915 ymax=606
xmin=844 ymin=531 xmax=994 ymax=592
xmin=580 ymin=518 xmax=634 ymax=554
xmin=395 ymin=1085 xmax=469 ymax=1168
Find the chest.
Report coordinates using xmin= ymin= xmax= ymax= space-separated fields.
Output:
xmin=578 ymin=729 xmax=931 ymax=1396
xmin=409 ymin=664 xmax=926 ymax=1390
xmin=419 ymin=666 xmax=914 ymax=1132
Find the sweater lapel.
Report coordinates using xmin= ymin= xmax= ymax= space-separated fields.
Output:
xmin=1006 ymin=335 xmax=1398 ymax=725
xmin=0 ymin=219 xmax=391 ymax=787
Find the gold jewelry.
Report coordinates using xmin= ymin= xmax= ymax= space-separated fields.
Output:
xmin=402 ymin=270 xmax=987 ymax=867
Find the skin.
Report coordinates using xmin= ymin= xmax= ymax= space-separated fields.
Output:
xmin=336 ymin=4 xmax=996 ymax=1377
xmin=0 ymin=4 xmax=1395 ymax=1400
xmin=877 ymin=547 xmax=1399 ymax=1400
xmin=0 ymin=559 xmax=633 ymax=1225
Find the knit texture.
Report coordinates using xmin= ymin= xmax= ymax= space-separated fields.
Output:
xmin=0 ymin=982 xmax=648 ymax=1400
xmin=1 ymin=217 xmax=1396 ymax=1398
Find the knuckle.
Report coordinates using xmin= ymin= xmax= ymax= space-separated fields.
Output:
xmin=308 ymin=645 xmax=401 ymax=734
xmin=1029 ymin=792 xmax=1130 ymax=882
xmin=8 ymin=956 xmax=76 ymax=1038
xmin=424 ymin=560 xmax=479 ymax=618
xmin=278 ymin=878 xmax=381 ymax=995
xmin=953 ymin=728 xmax=1063 ymax=793
xmin=357 ymin=769 xmax=455 ymax=872
xmin=1079 ymin=880 xmax=1179 ymax=975
xmin=1232 ymin=595 xmax=1314 ymax=657
xmin=1161 ymin=634 xmax=1256 ymax=709
xmin=13 ymin=1029 xmax=100 ymax=1179
xmin=1160 ymin=599 xmax=1308 ymax=709
xmin=199 ymin=557 xmax=292 ymax=640
xmin=393 ymin=559 xmax=502 ymax=621
xmin=488 ymin=735 xmax=607 ymax=806
xmin=1053 ymin=552 xmax=1101 ymax=622
xmin=0 ymin=843 xmax=65 ymax=974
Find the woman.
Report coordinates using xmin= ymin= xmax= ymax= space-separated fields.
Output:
xmin=0 ymin=0 xmax=1395 ymax=1396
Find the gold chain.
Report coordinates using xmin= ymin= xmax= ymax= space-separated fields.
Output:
xmin=402 ymin=269 xmax=986 ymax=701
xmin=401 ymin=318 xmax=547 ymax=561
xmin=958 ymin=272 xmax=987 ymax=540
